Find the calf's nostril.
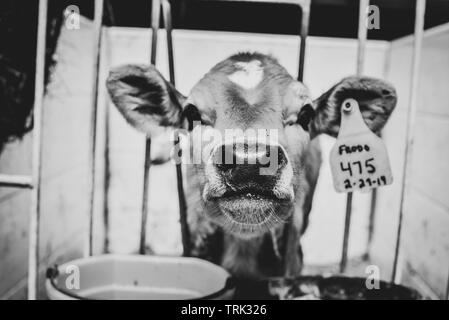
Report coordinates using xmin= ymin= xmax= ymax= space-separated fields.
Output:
xmin=256 ymin=145 xmax=287 ymax=169
xmin=277 ymin=147 xmax=288 ymax=168
xmin=212 ymin=143 xmax=288 ymax=175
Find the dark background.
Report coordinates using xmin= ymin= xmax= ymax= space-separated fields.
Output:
xmin=68 ymin=0 xmax=449 ymax=40
xmin=107 ymin=0 xmax=449 ymax=40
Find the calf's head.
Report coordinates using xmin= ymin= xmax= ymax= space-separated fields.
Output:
xmin=107 ymin=53 xmax=396 ymax=238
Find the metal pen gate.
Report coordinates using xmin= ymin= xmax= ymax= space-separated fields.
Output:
xmin=0 ymin=0 xmax=436 ymax=300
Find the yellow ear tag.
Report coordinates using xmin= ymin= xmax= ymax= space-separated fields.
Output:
xmin=330 ymin=98 xmax=393 ymax=193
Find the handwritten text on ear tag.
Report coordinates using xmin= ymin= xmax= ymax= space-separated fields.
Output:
xmin=330 ymin=99 xmax=393 ymax=193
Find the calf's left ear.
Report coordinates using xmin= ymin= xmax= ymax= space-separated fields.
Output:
xmin=106 ymin=64 xmax=185 ymax=137
xmin=311 ymin=76 xmax=397 ymax=137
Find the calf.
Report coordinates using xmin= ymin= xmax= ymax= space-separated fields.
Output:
xmin=106 ymin=52 xmax=396 ymax=279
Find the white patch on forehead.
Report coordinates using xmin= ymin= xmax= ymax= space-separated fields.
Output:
xmin=228 ymin=60 xmax=263 ymax=90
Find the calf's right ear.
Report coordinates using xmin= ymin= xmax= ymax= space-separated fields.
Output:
xmin=311 ymin=76 xmax=397 ymax=138
xmin=106 ymin=64 xmax=185 ymax=137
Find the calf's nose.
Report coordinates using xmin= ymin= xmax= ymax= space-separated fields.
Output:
xmin=212 ymin=142 xmax=287 ymax=182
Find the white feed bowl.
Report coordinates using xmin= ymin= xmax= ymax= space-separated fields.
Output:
xmin=45 ymin=254 xmax=234 ymax=300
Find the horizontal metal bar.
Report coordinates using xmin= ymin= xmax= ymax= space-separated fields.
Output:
xmin=0 ymin=174 xmax=33 ymax=188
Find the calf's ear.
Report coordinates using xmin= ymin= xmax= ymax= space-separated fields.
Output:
xmin=311 ymin=76 xmax=397 ymax=137
xmin=106 ymin=64 xmax=185 ymax=137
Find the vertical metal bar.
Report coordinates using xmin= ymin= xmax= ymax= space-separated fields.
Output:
xmin=140 ymin=138 xmax=151 ymax=255
xmin=102 ymin=0 xmax=115 ymax=256
xmin=140 ymin=0 xmax=161 ymax=255
xmin=365 ymin=184 xmax=377 ymax=258
xmin=446 ymin=266 xmax=449 ymax=300
xmin=279 ymin=0 xmax=310 ymax=273
xmin=297 ymin=0 xmax=310 ymax=81
xmin=366 ymin=40 xmax=393 ymax=259
xmin=339 ymin=192 xmax=353 ymax=273
xmin=28 ymin=0 xmax=47 ymax=300
xmin=339 ymin=0 xmax=369 ymax=274
xmin=86 ymin=0 xmax=104 ymax=257
xmin=103 ymin=93 xmax=111 ymax=253
xmin=151 ymin=0 xmax=161 ymax=65
xmin=356 ymin=0 xmax=370 ymax=258
xmin=161 ymin=0 xmax=191 ymax=256
xmin=356 ymin=0 xmax=369 ymax=75
xmin=392 ymin=0 xmax=426 ymax=284
xmin=162 ymin=0 xmax=175 ymax=85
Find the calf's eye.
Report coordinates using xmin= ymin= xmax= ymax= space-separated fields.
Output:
xmin=297 ymin=104 xmax=315 ymax=131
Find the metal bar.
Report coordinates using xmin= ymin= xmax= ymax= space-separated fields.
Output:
xmin=139 ymin=0 xmax=161 ymax=255
xmin=27 ymin=0 xmax=47 ymax=300
xmin=297 ymin=0 xmax=310 ymax=81
xmin=392 ymin=0 xmax=426 ymax=284
xmin=140 ymin=139 xmax=152 ymax=255
xmin=0 ymin=174 xmax=33 ymax=188
xmin=339 ymin=192 xmax=353 ymax=273
xmin=161 ymin=0 xmax=191 ymax=256
xmin=103 ymin=104 xmax=111 ymax=253
xmin=162 ymin=0 xmax=175 ymax=85
xmin=339 ymin=0 xmax=369 ymax=274
xmin=151 ymin=0 xmax=161 ymax=65
xmin=366 ymin=37 xmax=393 ymax=259
xmin=102 ymin=0 xmax=115 ymax=254
xmin=174 ymin=138 xmax=191 ymax=256
xmin=365 ymin=184 xmax=377 ymax=258
xmin=356 ymin=0 xmax=369 ymax=75
xmin=446 ymin=266 xmax=449 ymax=300
xmin=86 ymin=0 xmax=104 ymax=257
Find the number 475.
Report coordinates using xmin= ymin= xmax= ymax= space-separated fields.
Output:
xmin=340 ymin=158 xmax=376 ymax=177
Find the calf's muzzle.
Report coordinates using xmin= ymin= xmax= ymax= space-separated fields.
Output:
xmin=212 ymin=142 xmax=288 ymax=190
